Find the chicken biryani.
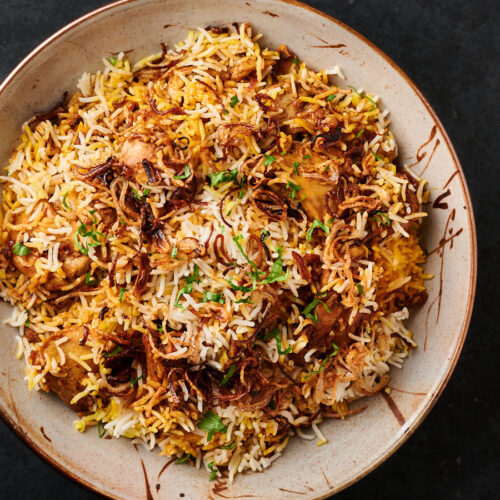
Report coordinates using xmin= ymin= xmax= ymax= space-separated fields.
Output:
xmin=0 ymin=24 xmax=430 ymax=481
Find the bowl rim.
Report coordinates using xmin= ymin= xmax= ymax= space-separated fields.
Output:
xmin=0 ymin=0 xmax=477 ymax=498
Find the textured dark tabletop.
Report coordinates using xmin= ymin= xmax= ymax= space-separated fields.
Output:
xmin=0 ymin=1 xmax=497 ymax=499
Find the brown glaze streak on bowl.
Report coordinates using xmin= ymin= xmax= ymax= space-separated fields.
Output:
xmin=0 ymin=1 xmax=477 ymax=499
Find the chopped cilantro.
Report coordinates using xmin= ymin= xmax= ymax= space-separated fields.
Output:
xmin=208 ymin=169 xmax=238 ymax=187
xmin=260 ymin=246 xmax=289 ymax=285
xmin=131 ymin=188 xmax=141 ymax=200
xmin=219 ymin=365 xmax=236 ymax=386
xmin=327 ymin=94 xmax=336 ymax=102
xmin=263 ymin=154 xmax=276 ymax=167
xmin=306 ymin=219 xmax=330 ymax=242
xmin=85 ymin=272 xmax=98 ymax=286
xmin=270 ymin=328 xmax=292 ymax=355
xmin=291 ymin=58 xmax=299 ymax=65
xmin=171 ymin=244 xmax=178 ymax=259
xmin=218 ymin=441 xmax=236 ymax=450
xmin=208 ymin=462 xmax=218 ymax=481
xmin=227 ymin=277 xmax=256 ymax=292
xmin=303 ymin=298 xmax=331 ymax=323
xmin=13 ymin=242 xmax=30 ymax=256
xmin=109 ymin=56 xmax=117 ymax=66
xmin=62 ymin=191 xmax=72 ymax=210
xmin=372 ymin=152 xmax=382 ymax=162
xmin=286 ymin=181 xmax=301 ymax=199
xmin=24 ymin=310 xmax=29 ymax=328
xmin=235 ymin=297 xmax=253 ymax=304
xmin=119 ymin=287 xmax=126 ymax=303
xmin=173 ymin=165 xmax=191 ymax=180
xmin=261 ymin=229 xmax=270 ymax=241
xmin=197 ymin=411 xmax=227 ymax=442
xmin=103 ymin=346 xmax=123 ymax=358
xmin=174 ymin=265 xmax=200 ymax=309
xmin=233 ymin=234 xmax=262 ymax=277
xmin=175 ymin=454 xmax=193 ymax=464
xmin=355 ymin=283 xmax=364 ymax=295
xmin=202 ymin=291 xmax=225 ymax=304
xmin=130 ymin=374 xmax=142 ymax=387
xmin=303 ymin=154 xmax=310 ymax=159
xmin=97 ymin=421 xmax=106 ymax=438
xmin=230 ymin=96 xmax=239 ymax=108
xmin=305 ymin=342 xmax=339 ymax=380
xmin=355 ymin=129 xmax=364 ymax=139
xmin=293 ymin=161 xmax=300 ymax=174
xmin=374 ymin=212 xmax=391 ymax=226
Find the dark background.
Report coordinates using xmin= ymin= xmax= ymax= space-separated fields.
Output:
xmin=0 ymin=1 xmax=497 ymax=498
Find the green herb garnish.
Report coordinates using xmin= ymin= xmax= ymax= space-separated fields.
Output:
xmin=286 ymin=181 xmax=301 ymax=200
xmin=218 ymin=441 xmax=236 ymax=450
xmin=355 ymin=129 xmax=364 ymax=139
xmin=103 ymin=346 xmax=123 ymax=358
xmin=109 ymin=56 xmax=117 ymax=66
xmin=131 ymin=188 xmax=141 ymax=200
xmin=174 ymin=165 xmax=191 ymax=180
xmin=303 ymin=154 xmax=310 ymax=159
xmin=263 ymin=154 xmax=276 ymax=167
xmin=208 ymin=462 xmax=218 ymax=481
xmin=355 ymin=283 xmax=364 ymax=295
xmin=227 ymin=276 xmax=256 ymax=292
xmin=293 ymin=161 xmax=300 ymax=175
xmin=174 ymin=265 xmax=200 ymax=309
xmin=261 ymin=229 xmax=270 ymax=240
xmin=372 ymin=152 xmax=382 ymax=162
xmin=306 ymin=219 xmax=330 ymax=242
xmin=291 ymin=58 xmax=299 ymax=65
xmin=235 ymin=297 xmax=253 ymax=304
xmin=13 ymin=242 xmax=30 ymax=256
xmin=270 ymin=328 xmax=292 ymax=355
xmin=208 ymin=169 xmax=238 ymax=187
xmin=85 ymin=272 xmax=98 ymax=286
xmin=24 ymin=310 xmax=30 ymax=328
xmin=130 ymin=374 xmax=142 ymax=387
xmin=233 ymin=234 xmax=262 ymax=277
xmin=219 ymin=365 xmax=237 ymax=386
xmin=374 ymin=212 xmax=391 ymax=226
xmin=260 ymin=246 xmax=289 ymax=285
xmin=97 ymin=421 xmax=106 ymax=438
xmin=305 ymin=342 xmax=339 ymax=380
xmin=62 ymin=191 xmax=72 ymax=210
xmin=327 ymin=94 xmax=336 ymax=102
xmin=119 ymin=287 xmax=126 ymax=303
xmin=175 ymin=454 xmax=193 ymax=464
xmin=230 ymin=96 xmax=239 ymax=108
xmin=202 ymin=291 xmax=225 ymax=304
xmin=197 ymin=411 xmax=227 ymax=442
xmin=171 ymin=244 xmax=178 ymax=259
xmin=303 ymin=298 xmax=330 ymax=323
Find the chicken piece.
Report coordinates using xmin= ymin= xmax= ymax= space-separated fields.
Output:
xmin=215 ymin=123 xmax=256 ymax=151
xmin=9 ymin=202 xmax=91 ymax=289
xmin=274 ymin=44 xmax=298 ymax=75
xmin=118 ymin=138 xmax=156 ymax=184
xmin=230 ymin=56 xmax=257 ymax=81
xmin=280 ymin=145 xmax=339 ymax=221
xmin=41 ymin=326 xmax=97 ymax=411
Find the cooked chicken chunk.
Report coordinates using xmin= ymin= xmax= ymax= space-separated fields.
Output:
xmin=119 ymin=138 xmax=156 ymax=184
xmin=41 ymin=326 xmax=97 ymax=411
xmin=9 ymin=202 xmax=91 ymax=290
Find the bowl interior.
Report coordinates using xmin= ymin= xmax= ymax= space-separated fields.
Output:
xmin=0 ymin=1 xmax=475 ymax=498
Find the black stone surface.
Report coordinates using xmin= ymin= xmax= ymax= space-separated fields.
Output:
xmin=0 ymin=1 xmax=497 ymax=498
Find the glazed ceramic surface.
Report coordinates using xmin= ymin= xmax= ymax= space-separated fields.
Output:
xmin=0 ymin=1 xmax=476 ymax=498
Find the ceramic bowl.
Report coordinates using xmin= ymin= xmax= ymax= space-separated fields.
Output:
xmin=0 ymin=0 xmax=476 ymax=498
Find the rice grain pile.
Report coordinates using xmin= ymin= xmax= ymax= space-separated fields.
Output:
xmin=0 ymin=24 xmax=430 ymax=481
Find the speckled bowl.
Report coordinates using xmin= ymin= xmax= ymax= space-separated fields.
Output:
xmin=0 ymin=0 xmax=476 ymax=498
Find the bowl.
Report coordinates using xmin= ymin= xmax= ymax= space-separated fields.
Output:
xmin=0 ymin=0 xmax=477 ymax=498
